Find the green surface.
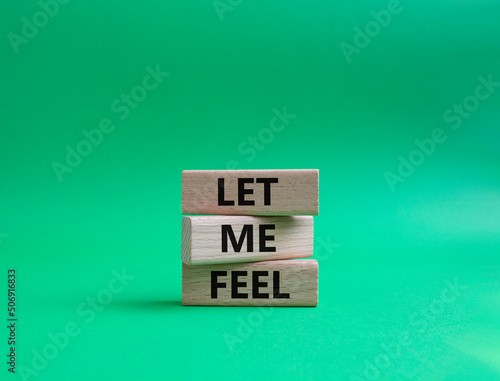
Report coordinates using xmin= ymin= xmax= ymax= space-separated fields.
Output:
xmin=1 ymin=1 xmax=500 ymax=380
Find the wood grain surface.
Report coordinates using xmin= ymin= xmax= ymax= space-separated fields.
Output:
xmin=182 ymin=216 xmax=313 ymax=265
xmin=182 ymin=169 xmax=319 ymax=215
xmin=182 ymin=259 xmax=318 ymax=306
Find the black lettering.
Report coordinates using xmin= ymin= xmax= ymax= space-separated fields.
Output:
xmin=256 ymin=178 xmax=278 ymax=205
xmin=221 ymin=225 xmax=253 ymax=252
xmin=252 ymin=271 xmax=269 ymax=298
xmin=218 ymin=178 xmax=235 ymax=205
xmin=211 ymin=271 xmax=227 ymax=298
xmin=259 ymin=224 xmax=276 ymax=252
xmin=273 ymin=271 xmax=290 ymax=298
xmin=238 ymin=178 xmax=255 ymax=205
xmin=231 ymin=271 xmax=248 ymax=298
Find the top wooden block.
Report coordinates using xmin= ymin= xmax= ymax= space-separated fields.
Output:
xmin=182 ymin=169 xmax=319 ymax=215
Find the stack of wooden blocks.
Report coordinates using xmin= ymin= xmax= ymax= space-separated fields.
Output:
xmin=181 ymin=169 xmax=319 ymax=306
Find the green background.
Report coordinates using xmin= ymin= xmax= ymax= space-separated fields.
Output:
xmin=1 ymin=0 xmax=500 ymax=380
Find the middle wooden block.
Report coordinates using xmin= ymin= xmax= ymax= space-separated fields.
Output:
xmin=182 ymin=215 xmax=313 ymax=265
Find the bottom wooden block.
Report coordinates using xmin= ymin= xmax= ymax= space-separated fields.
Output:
xmin=182 ymin=259 xmax=318 ymax=306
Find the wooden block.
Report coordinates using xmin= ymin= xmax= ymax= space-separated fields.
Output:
xmin=182 ymin=216 xmax=313 ymax=265
xmin=182 ymin=259 xmax=318 ymax=306
xmin=182 ymin=169 xmax=319 ymax=215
